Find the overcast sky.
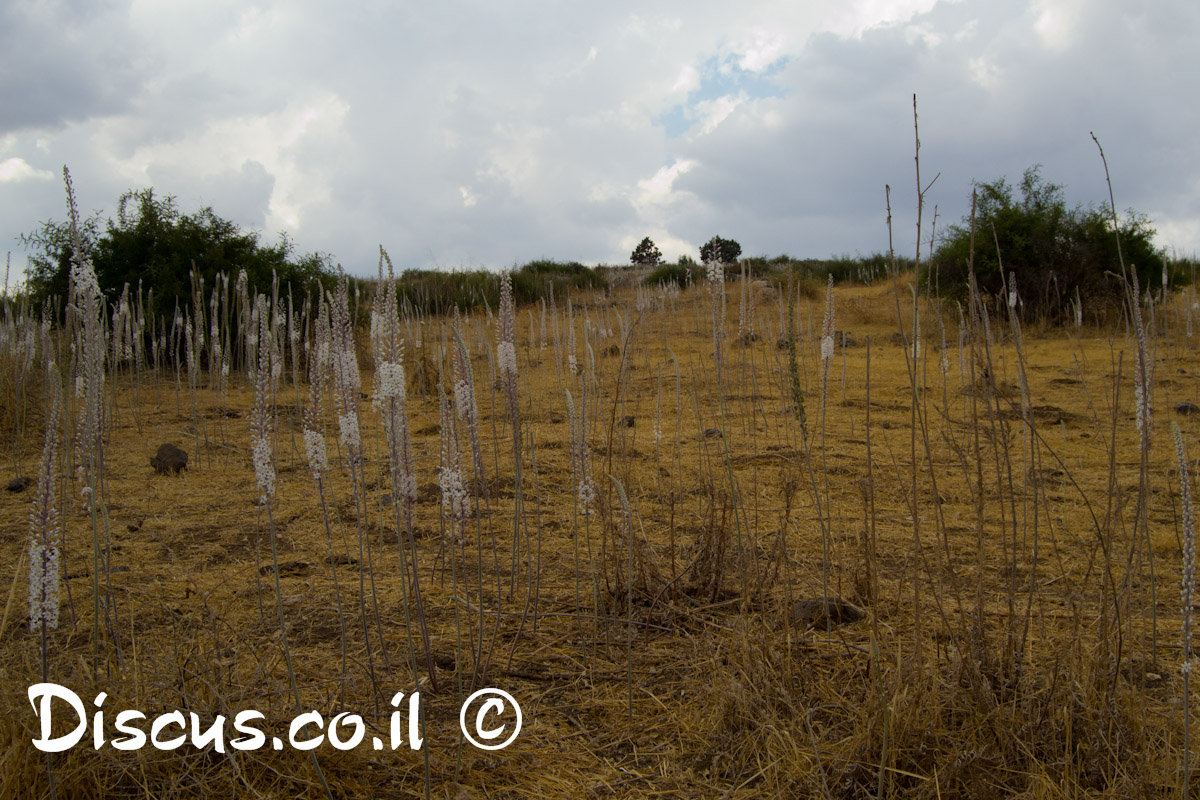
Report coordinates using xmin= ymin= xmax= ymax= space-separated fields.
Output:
xmin=2 ymin=0 xmax=1196 ymax=282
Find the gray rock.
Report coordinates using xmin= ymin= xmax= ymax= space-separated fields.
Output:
xmin=5 ymin=476 xmax=33 ymax=492
xmin=789 ymin=597 xmax=866 ymax=630
xmin=150 ymin=443 xmax=188 ymax=475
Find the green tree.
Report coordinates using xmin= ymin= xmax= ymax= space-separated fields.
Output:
xmin=928 ymin=166 xmax=1168 ymax=323
xmin=630 ymin=236 xmax=663 ymax=266
xmin=700 ymin=235 xmax=741 ymax=266
xmin=20 ymin=188 xmax=333 ymax=320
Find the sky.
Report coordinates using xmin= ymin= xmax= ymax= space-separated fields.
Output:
xmin=1 ymin=0 xmax=1197 ymax=283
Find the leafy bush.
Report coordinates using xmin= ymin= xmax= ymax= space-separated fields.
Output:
xmin=512 ymin=260 xmax=606 ymax=304
xmin=630 ymin=237 xmax=663 ymax=266
xmin=644 ymin=263 xmax=693 ymax=287
xmin=927 ymin=166 xmax=1169 ymax=323
xmin=392 ymin=260 xmax=607 ymax=315
xmin=20 ymin=188 xmax=333 ymax=320
xmin=748 ymin=253 xmax=902 ymax=287
xmin=735 ymin=257 xmax=784 ymax=278
xmin=393 ymin=269 xmax=498 ymax=316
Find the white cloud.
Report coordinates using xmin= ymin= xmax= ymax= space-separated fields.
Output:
xmin=635 ymin=159 xmax=696 ymax=210
xmin=734 ymin=29 xmax=787 ymax=72
xmin=823 ymin=0 xmax=949 ymax=38
xmin=101 ymin=92 xmax=350 ymax=231
xmin=692 ymin=94 xmax=744 ymax=136
xmin=672 ymin=64 xmax=700 ymax=94
xmin=1032 ymin=0 xmax=1085 ymax=50
xmin=0 ymin=158 xmax=54 ymax=183
xmin=1154 ymin=216 xmax=1200 ymax=256
xmin=968 ymin=56 xmax=1002 ymax=89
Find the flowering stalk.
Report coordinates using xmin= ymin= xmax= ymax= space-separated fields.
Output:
xmin=1130 ymin=268 xmax=1159 ymax=663
xmin=29 ymin=362 xmax=63 ymax=641
xmin=250 ymin=296 xmax=276 ymax=504
xmin=302 ymin=350 xmax=348 ymax=697
xmin=252 ymin=292 xmax=331 ymax=798
xmin=1176 ymin=423 xmax=1195 ymax=795
xmin=330 ymin=268 xmax=388 ymax=689
xmin=818 ymin=274 xmax=836 ymax=610
xmin=439 ymin=388 xmax=469 ymax=536
xmin=497 ymin=271 xmax=526 ymax=604
xmin=566 ymin=300 xmax=577 ymax=377
xmin=28 ymin=357 xmax=61 ymax=800
xmin=373 ymin=248 xmax=436 ymax=691
xmin=64 ymin=167 xmax=112 ymax=667
xmin=452 ymin=317 xmax=502 ymax=686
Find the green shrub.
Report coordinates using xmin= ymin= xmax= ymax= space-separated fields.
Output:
xmin=20 ymin=188 xmax=333 ymax=321
xmin=644 ymin=263 xmax=693 ymax=287
xmin=757 ymin=253 xmax=901 ymax=288
xmin=927 ymin=166 xmax=1169 ymax=323
xmin=512 ymin=260 xmax=606 ymax=304
xmin=394 ymin=269 xmax=498 ymax=316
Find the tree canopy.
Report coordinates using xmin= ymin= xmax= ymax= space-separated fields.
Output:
xmin=700 ymin=236 xmax=742 ymax=266
xmin=927 ymin=166 xmax=1169 ymax=323
xmin=630 ymin=237 xmax=663 ymax=266
xmin=19 ymin=188 xmax=334 ymax=320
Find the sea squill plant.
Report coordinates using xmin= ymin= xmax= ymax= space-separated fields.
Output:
xmin=29 ymin=360 xmax=63 ymax=645
xmin=64 ymin=167 xmax=112 ymax=665
xmin=329 ymin=267 xmax=388 ymax=692
xmin=27 ymin=356 xmax=62 ymax=800
xmin=373 ymin=248 xmax=436 ymax=690
xmin=452 ymin=311 xmax=502 ymax=686
xmin=251 ymin=291 xmax=331 ymax=798
xmin=1175 ymin=422 xmax=1195 ymax=797
xmin=496 ymin=271 xmax=526 ymax=602
xmin=301 ymin=323 xmax=348 ymax=699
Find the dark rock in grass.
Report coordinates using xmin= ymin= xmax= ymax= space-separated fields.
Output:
xmin=1176 ymin=402 xmax=1200 ymax=416
xmin=619 ymin=415 xmax=635 ymax=428
xmin=259 ymin=560 xmax=309 ymax=577
xmin=6 ymin=476 xmax=33 ymax=492
xmin=789 ymin=597 xmax=866 ymax=630
xmin=150 ymin=443 xmax=188 ymax=475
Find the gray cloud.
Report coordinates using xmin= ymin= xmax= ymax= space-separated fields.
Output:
xmin=0 ymin=0 xmax=146 ymax=135
xmin=2 ymin=0 xmax=1197 ymax=286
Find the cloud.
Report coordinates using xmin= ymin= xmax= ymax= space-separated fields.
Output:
xmin=0 ymin=0 xmax=145 ymax=135
xmin=1 ymin=0 xmax=1198 ymax=285
xmin=0 ymin=158 xmax=55 ymax=184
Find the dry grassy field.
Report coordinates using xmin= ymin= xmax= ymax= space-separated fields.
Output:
xmin=1 ymin=271 xmax=1197 ymax=798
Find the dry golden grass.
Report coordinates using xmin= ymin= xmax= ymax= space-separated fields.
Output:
xmin=1 ymin=274 xmax=1197 ymax=798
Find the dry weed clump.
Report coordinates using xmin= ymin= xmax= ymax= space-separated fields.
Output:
xmin=1 ymin=203 xmax=1199 ymax=798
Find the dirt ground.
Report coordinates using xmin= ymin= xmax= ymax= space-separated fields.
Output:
xmin=1 ymin=277 xmax=1196 ymax=798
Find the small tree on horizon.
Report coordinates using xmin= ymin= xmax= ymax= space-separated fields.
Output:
xmin=700 ymin=236 xmax=742 ymax=266
xmin=630 ymin=236 xmax=663 ymax=266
